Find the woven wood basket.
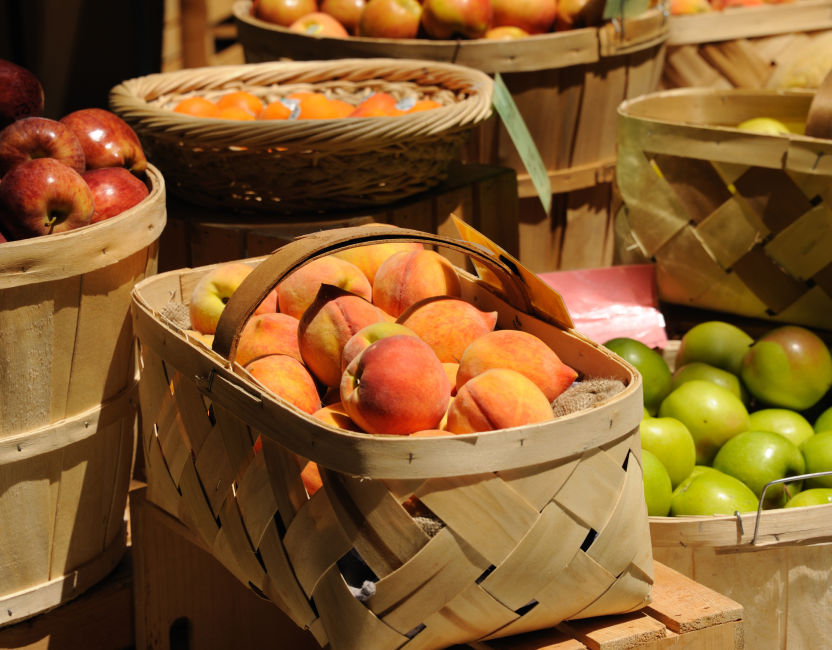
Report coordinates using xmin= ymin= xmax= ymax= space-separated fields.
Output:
xmin=131 ymin=222 xmax=654 ymax=650
xmin=0 ymin=164 xmax=166 ymax=625
xmin=233 ymin=0 xmax=669 ymax=271
xmin=614 ymin=85 xmax=832 ymax=330
xmin=649 ymin=340 xmax=832 ymax=650
xmin=663 ymin=0 xmax=832 ymax=91
xmin=109 ymin=59 xmax=493 ymax=215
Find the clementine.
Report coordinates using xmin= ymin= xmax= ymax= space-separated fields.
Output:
xmin=288 ymin=91 xmax=355 ymax=119
xmin=216 ymin=90 xmax=265 ymax=116
xmin=217 ymin=105 xmax=257 ymax=120
xmin=406 ymin=98 xmax=442 ymax=113
xmin=173 ymin=96 xmax=220 ymax=118
xmin=259 ymin=100 xmax=294 ymax=120
xmin=349 ymin=92 xmax=404 ymax=117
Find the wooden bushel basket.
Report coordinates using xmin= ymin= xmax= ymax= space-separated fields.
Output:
xmin=0 ymin=165 xmax=166 ymax=625
xmin=232 ymin=0 xmax=669 ymax=272
xmin=650 ymin=342 xmax=832 ymax=650
xmin=614 ymin=85 xmax=832 ymax=330
xmin=131 ymin=223 xmax=653 ymax=650
xmin=662 ymin=0 xmax=832 ymax=91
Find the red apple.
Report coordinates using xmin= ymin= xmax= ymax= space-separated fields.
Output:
xmin=0 ymin=59 xmax=44 ymax=130
xmin=421 ymin=0 xmax=493 ymax=39
xmin=83 ymin=167 xmax=149 ymax=223
xmin=0 ymin=157 xmax=93 ymax=239
xmin=321 ymin=0 xmax=366 ymax=33
xmin=484 ymin=25 xmax=529 ymax=38
xmin=358 ymin=0 xmax=423 ymax=37
xmin=289 ymin=11 xmax=351 ymax=36
xmin=0 ymin=117 xmax=86 ymax=177
xmin=491 ymin=0 xmax=556 ymax=34
xmin=252 ymin=0 xmax=318 ymax=26
xmin=59 ymin=108 xmax=147 ymax=172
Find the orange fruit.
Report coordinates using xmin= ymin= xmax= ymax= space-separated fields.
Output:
xmin=349 ymin=92 xmax=404 ymax=117
xmin=406 ymin=99 xmax=443 ymax=113
xmin=217 ymin=105 xmax=256 ymax=120
xmin=259 ymin=100 xmax=293 ymax=120
xmin=288 ymin=91 xmax=355 ymax=119
xmin=216 ymin=90 xmax=265 ymax=116
xmin=173 ymin=96 xmax=220 ymax=118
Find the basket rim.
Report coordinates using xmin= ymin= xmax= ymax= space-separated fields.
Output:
xmin=0 ymin=163 xmax=166 ymax=289
xmin=233 ymin=0 xmax=669 ymax=72
xmin=109 ymin=58 xmax=494 ymax=149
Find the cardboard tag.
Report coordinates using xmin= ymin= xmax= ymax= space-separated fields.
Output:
xmin=603 ymin=0 xmax=651 ymax=21
xmin=492 ymin=73 xmax=552 ymax=215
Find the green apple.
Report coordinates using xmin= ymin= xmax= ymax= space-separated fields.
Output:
xmin=670 ymin=468 xmax=759 ymax=516
xmin=658 ymin=379 xmax=750 ymax=465
xmin=604 ymin=337 xmax=673 ymax=415
xmin=673 ymin=465 xmax=723 ymax=495
xmin=641 ymin=449 xmax=672 ymax=516
xmin=639 ymin=416 xmax=696 ymax=488
xmin=748 ymin=408 xmax=815 ymax=447
xmin=801 ymin=431 xmax=832 ymax=489
xmin=736 ymin=116 xmax=791 ymax=135
xmin=814 ymin=406 xmax=832 ymax=433
xmin=675 ymin=321 xmax=753 ymax=376
xmin=672 ymin=361 xmax=748 ymax=404
xmin=740 ymin=325 xmax=832 ymax=411
xmin=784 ymin=488 xmax=832 ymax=508
xmin=712 ymin=430 xmax=805 ymax=508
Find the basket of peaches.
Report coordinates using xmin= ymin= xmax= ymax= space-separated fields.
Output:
xmin=108 ymin=57 xmax=493 ymax=214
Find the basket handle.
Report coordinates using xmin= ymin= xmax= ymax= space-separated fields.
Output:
xmin=213 ymin=222 xmax=571 ymax=365
xmin=804 ymin=67 xmax=832 ymax=139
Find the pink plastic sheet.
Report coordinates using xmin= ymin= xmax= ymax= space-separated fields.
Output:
xmin=538 ymin=264 xmax=668 ymax=349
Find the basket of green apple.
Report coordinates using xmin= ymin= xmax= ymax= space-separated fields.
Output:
xmin=604 ymin=320 xmax=832 ymax=650
xmin=0 ymin=59 xmax=166 ymax=625
xmin=615 ymin=77 xmax=832 ymax=331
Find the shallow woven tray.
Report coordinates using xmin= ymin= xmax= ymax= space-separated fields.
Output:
xmin=109 ymin=59 xmax=493 ymax=214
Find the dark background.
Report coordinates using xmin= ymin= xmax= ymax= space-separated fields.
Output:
xmin=0 ymin=0 xmax=164 ymax=119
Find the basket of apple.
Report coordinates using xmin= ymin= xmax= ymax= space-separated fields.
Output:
xmin=604 ymin=321 xmax=832 ymax=650
xmin=130 ymin=221 xmax=658 ymax=649
xmin=0 ymin=59 xmax=166 ymax=625
xmin=615 ymin=81 xmax=832 ymax=331
xmin=109 ymin=57 xmax=493 ymax=214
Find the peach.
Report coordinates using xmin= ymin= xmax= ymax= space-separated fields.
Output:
xmin=185 ymin=329 xmax=214 ymax=348
xmin=298 ymin=458 xmax=323 ymax=497
xmin=410 ymin=429 xmax=450 ymax=437
xmin=456 ymin=330 xmax=578 ymax=402
xmin=277 ymin=254 xmax=372 ymax=320
xmin=254 ymin=287 xmax=279 ymax=315
xmin=341 ymin=321 xmax=419 ymax=372
xmin=189 ymin=261 xmax=252 ymax=335
xmin=333 ymin=224 xmax=424 ymax=284
xmin=442 ymin=362 xmax=459 ymax=393
xmin=236 ymin=312 xmax=301 ymax=367
xmin=372 ymin=249 xmax=461 ymax=318
xmin=244 ymin=353 xmax=322 ymax=415
xmin=312 ymin=401 xmax=362 ymax=431
xmin=397 ymin=296 xmax=498 ymax=363
xmin=445 ymin=368 xmax=555 ymax=434
xmin=341 ymin=335 xmax=451 ymax=436
xmin=298 ymin=284 xmax=392 ymax=387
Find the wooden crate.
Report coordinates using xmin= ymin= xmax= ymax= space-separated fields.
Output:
xmin=158 ymin=162 xmax=520 ymax=273
xmin=162 ymin=0 xmax=245 ymax=71
xmin=662 ymin=0 xmax=832 ymax=90
xmin=130 ymin=487 xmax=742 ymax=650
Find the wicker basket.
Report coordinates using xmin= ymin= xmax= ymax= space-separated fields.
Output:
xmin=0 ymin=165 xmax=166 ymax=625
xmin=132 ymin=223 xmax=654 ymax=650
xmin=233 ymin=0 xmax=669 ymax=271
xmin=615 ymin=86 xmax=832 ymax=330
xmin=109 ymin=59 xmax=493 ymax=214
xmin=663 ymin=0 xmax=832 ymax=91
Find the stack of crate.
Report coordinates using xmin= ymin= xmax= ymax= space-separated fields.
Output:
xmin=162 ymin=0 xmax=245 ymax=71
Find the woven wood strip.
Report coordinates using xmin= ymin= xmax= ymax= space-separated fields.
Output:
xmin=132 ymin=224 xmax=652 ymax=649
xmin=616 ymin=87 xmax=832 ymax=329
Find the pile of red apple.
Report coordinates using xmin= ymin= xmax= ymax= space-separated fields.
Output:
xmin=252 ymin=0 xmax=603 ymax=41
xmin=0 ymin=59 xmax=150 ymax=243
xmin=185 ymin=226 xmax=581 ymax=494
